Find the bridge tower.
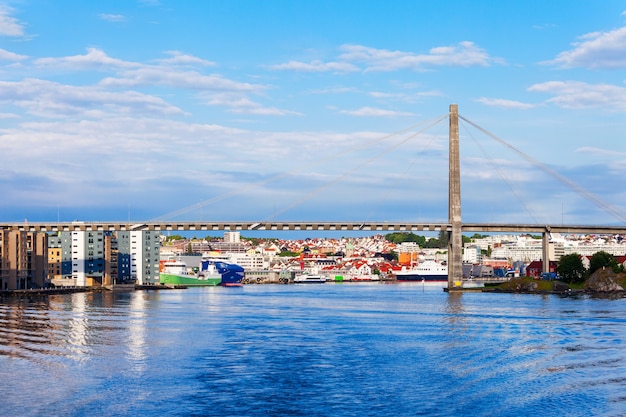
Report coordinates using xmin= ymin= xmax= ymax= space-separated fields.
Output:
xmin=448 ymin=104 xmax=463 ymax=288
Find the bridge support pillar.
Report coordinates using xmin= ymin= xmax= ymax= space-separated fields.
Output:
xmin=542 ymin=228 xmax=551 ymax=274
xmin=448 ymin=104 xmax=463 ymax=289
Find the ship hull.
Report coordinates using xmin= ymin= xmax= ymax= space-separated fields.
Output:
xmin=395 ymin=274 xmax=447 ymax=282
xmin=160 ymin=273 xmax=221 ymax=286
xmin=201 ymin=260 xmax=245 ymax=286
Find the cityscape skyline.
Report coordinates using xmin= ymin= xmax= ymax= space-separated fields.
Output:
xmin=1 ymin=1 xmax=626 ymax=228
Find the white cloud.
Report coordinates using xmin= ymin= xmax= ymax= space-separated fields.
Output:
xmin=101 ymin=66 xmax=262 ymax=92
xmin=35 ymin=48 xmax=138 ymax=70
xmin=576 ymin=146 xmax=626 ymax=157
xmin=269 ymin=42 xmax=498 ymax=73
xmin=156 ymin=50 xmax=216 ymax=67
xmin=544 ymin=26 xmax=626 ymax=69
xmin=371 ymin=90 xmax=441 ymax=99
xmin=531 ymin=23 xmax=557 ymax=30
xmin=269 ymin=60 xmax=359 ymax=72
xmin=0 ymin=48 xmax=28 ymax=61
xmin=309 ymin=86 xmax=359 ymax=94
xmin=204 ymin=92 xmax=301 ymax=116
xmin=0 ymin=78 xmax=184 ymax=118
xmin=370 ymin=91 xmax=402 ymax=99
xmin=0 ymin=6 xmax=26 ymax=37
xmin=30 ymin=48 xmax=280 ymax=115
xmin=340 ymin=107 xmax=414 ymax=117
xmin=98 ymin=14 xmax=126 ymax=22
xmin=476 ymin=97 xmax=536 ymax=109
xmin=528 ymin=80 xmax=626 ymax=110
xmin=338 ymin=41 xmax=496 ymax=72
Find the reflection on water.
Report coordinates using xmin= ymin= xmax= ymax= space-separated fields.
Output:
xmin=128 ymin=292 xmax=147 ymax=373
xmin=0 ymin=285 xmax=625 ymax=417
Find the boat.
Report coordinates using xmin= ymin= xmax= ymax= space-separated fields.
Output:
xmin=159 ymin=259 xmax=245 ymax=287
xmin=200 ymin=259 xmax=245 ymax=286
xmin=394 ymin=260 xmax=448 ymax=284
xmin=351 ymin=274 xmax=380 ymax=282
xmin=293 ymin=273 xmax=328 ymax=284
xmin=160 ymin=259 xmax=221 ymax=286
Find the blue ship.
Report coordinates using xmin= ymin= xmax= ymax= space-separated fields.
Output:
xmin=200 ymin=259 xmax=245 ymax=286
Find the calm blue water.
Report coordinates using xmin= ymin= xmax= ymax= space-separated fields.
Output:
xmin=1 ymin=284 xmax=625 ymax=417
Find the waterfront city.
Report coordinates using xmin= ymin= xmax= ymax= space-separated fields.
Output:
xmin=2 ymin=228 xmax=626 ymax=291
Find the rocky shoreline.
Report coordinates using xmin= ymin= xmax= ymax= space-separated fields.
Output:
xmin=486 ymin=268 xmax=626 ymax=296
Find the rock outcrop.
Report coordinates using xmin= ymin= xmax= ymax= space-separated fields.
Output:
xmin=584 ymin=268 xmax=625 ymax=292
xmin=552 ymin=281 xmax=571 ymax=293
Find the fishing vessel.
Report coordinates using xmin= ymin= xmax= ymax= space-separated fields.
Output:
xmin=394 ymin=260 xmax=448 ymax=283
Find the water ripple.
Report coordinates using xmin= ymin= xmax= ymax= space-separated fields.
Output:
xmin=0 ymin=286 xmax=625 ymax=416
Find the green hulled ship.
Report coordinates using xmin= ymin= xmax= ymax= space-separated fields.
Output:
xmin=159 ymin=259 xmax=221 ymax=286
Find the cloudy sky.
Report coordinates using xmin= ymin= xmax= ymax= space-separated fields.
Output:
xmin=1 ymin=0 xmax=626 ymax=231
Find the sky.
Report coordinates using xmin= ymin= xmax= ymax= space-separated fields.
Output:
xmin=1 ymin=0 xmax=626 ymax=234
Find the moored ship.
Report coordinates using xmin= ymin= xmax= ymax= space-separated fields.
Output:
xmin=200 ymin=259 xmax=245 ymax=286
xmin=159 ymin=258 xmax=245 ymax=286
xmin=293 ymin=273 xmax=328 ymax=283
xmin=394 ymin=260 xmax=448 ymax=283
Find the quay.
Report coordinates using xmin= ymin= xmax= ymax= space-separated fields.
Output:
xmin=0 ymin=287 xmax=89 ymax=297
xmin=0 ymin=284 xmax=187 ymax=297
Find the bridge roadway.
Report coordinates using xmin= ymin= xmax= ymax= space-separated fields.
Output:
xmin=1 ymin=221 xmax=625 ymax=235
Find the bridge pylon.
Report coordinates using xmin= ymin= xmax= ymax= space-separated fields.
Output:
xmin=448 ymin=104 xmax=463 ymax=289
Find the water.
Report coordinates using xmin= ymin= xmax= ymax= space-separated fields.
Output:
xmin=1 ymin=284 xmax=625 ymax=417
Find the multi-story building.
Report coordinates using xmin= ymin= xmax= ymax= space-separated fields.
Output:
xmin=49 ymin=230 xmax=160 ymax=287
xmin=130 ymin=230 xmax=160 ymax=285
xmin=224 ymin=232 xmax=241 ymax=243
xmin=48 ymin=232 xmax=73 ymax=285
xmin=463 ymin=245 xmax=482 ymax=264
xmin=0 ymin=230 xmax=48 ymax=290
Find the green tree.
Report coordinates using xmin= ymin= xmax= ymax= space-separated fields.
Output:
xmin=384 ymin=232 xmax=426 ymax=246
xmin=557 ymin=253 xmax=586 ymax=284
xmin=437 ymin=229 xmax=449 ymax=249
xmin=278 ymin=250 xmax=299 ymax=257
xmin=589 ymin=251 xmax=621 ymax=274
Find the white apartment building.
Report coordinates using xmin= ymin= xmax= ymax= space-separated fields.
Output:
xmin=71 ymin=230 xmax=104 ymax=287
xmin=469 ymin=234 xmax=626 ymax=262
xmin=54 ymin=230 xmax=160 ymax=287
xmin=224 ymin=231 xmax=241 ymax=243
xmin=463 ymin=245 xmax=482 ymax=264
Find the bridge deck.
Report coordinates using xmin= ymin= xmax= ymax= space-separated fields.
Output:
xmin=1 ymin=221 xmax=625 ymax=234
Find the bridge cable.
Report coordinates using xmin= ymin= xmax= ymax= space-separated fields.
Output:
xmin=459 ymin=119 xmax=541 ymax=224
xmin=359 ymin=116 xmax=448 ymax=225
xmin=265 ymin=114 xmax=450 ymax=220
xmin=152 ymin=114 xmax=449 ymax=221
xmin=459 ymin=114 xmax=626 ymax=224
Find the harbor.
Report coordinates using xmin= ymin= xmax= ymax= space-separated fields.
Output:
xmin=1 ymin=284 xmax=624 ymax=417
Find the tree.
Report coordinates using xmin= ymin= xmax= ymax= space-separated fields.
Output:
xmin=557 ymin=253 xmax=586 ymax=284
xmin=278 ymin=250 xmax=299 ymax=257
xmin=437 ymin=230 xmax=449 ymax=249
xmin=589 ymin=251 xmax=621 ymax=274
xmin=384 ymin=232 xmax=426 ymax=246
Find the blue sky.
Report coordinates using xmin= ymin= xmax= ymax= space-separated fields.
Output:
xmin=1 ymin=0 xmax=626 ymax=231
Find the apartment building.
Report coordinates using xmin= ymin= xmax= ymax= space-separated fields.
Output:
xmin=49 ymin=230 xmax=160 ymax=287
xmin=0 ymin=230 xmax=48 ymax=290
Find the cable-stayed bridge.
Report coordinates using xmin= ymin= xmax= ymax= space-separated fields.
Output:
xmin=2 ymin=105 xmax=625 ymax=289
xmin=3 ymin=220 xmax=625 ymax=235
